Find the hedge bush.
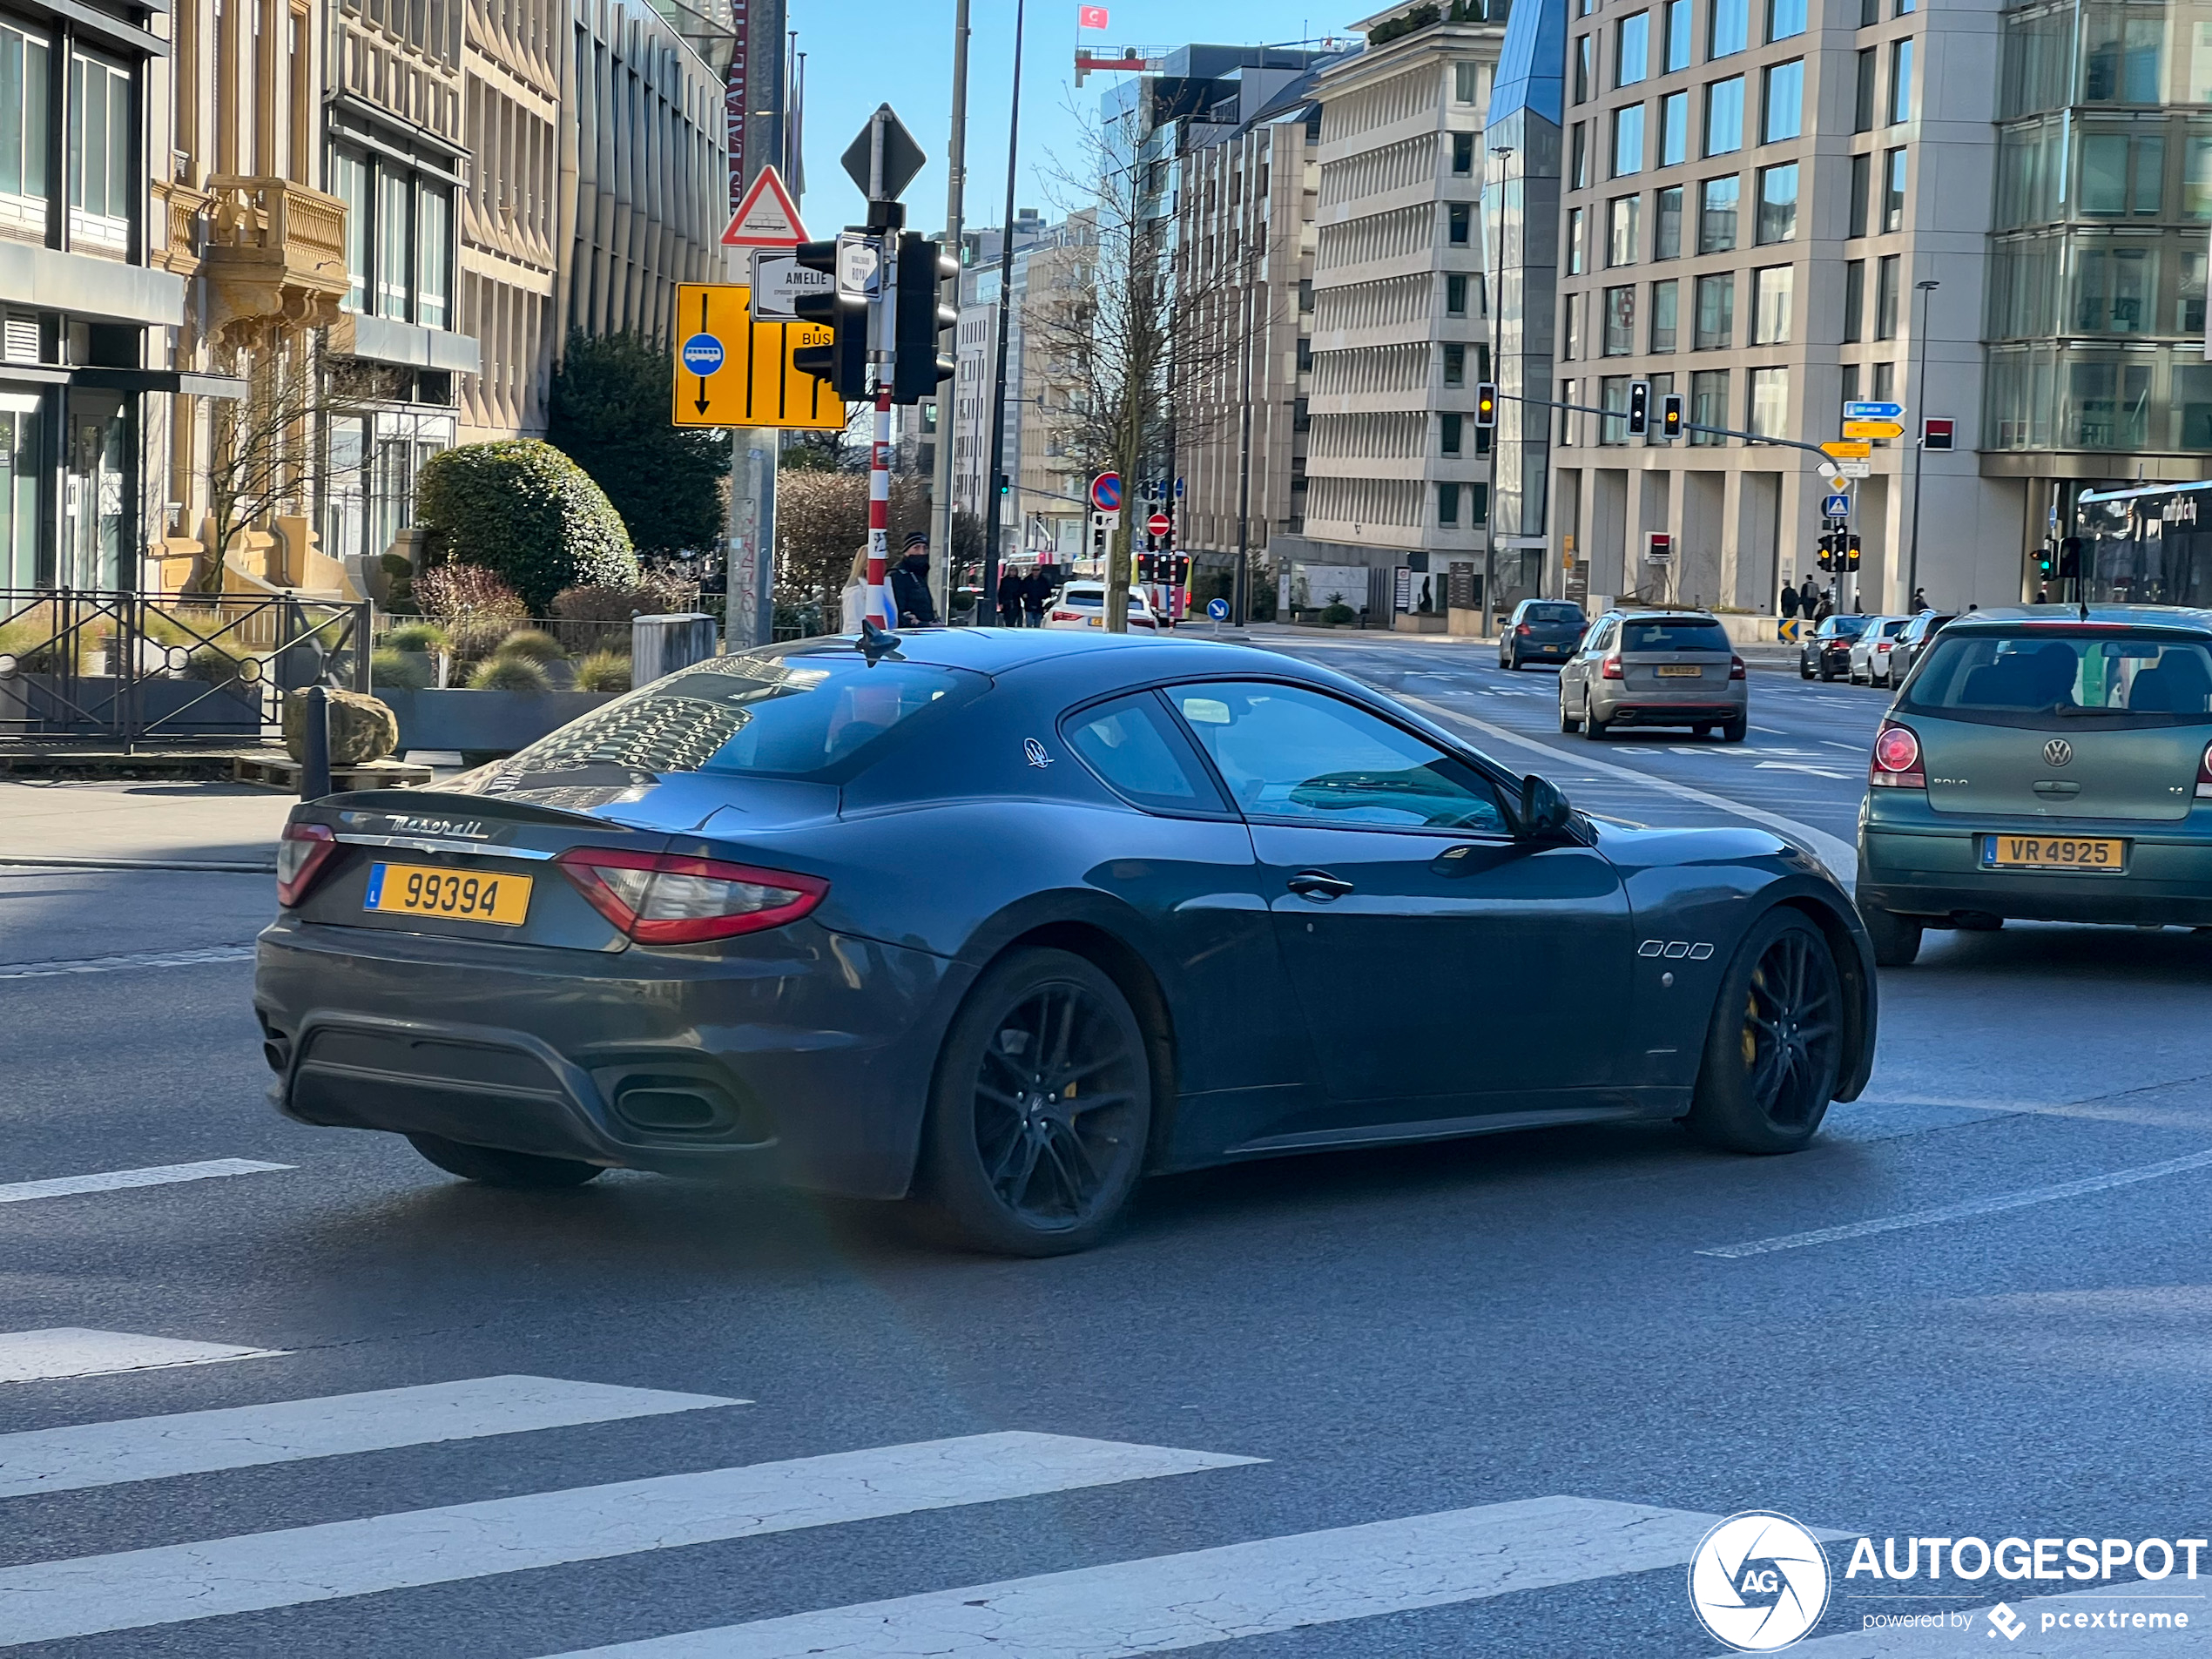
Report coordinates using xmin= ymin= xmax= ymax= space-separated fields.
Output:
xmin=415 ymin=439 xmax=637 ymax=610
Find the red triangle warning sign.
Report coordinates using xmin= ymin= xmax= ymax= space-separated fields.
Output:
xmin=721 ymin=165 xmax=809 ymax=248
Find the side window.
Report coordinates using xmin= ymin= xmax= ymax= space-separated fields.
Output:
xmin=1167 ymin=681 xmax=1508 ymax=833
xmin=1584 ymin=619 xmax=1616 ymax=654
xmin=1062 ymin=692 xmax=1227 ymax=814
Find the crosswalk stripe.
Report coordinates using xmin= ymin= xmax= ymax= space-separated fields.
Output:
xmin=544 ymin=1495 xmax=1730 ymax=1659
xmin=0 ymin=1158 xmax=291 ymax=1204
xmin=0 ymin=1329 xmax=286 ymax=1386
xmin=0 ymin=1375 xmax=744 ymax=1501
xmin=0 ymin=1431 xmax=1259 ymax=1647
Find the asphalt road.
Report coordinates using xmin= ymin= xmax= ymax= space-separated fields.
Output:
xmin=5 ymin=642 xmax=2212 ymax=1658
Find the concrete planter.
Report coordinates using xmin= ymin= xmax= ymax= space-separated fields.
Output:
xmin=374 ymin=687 xmax=617 ymax=755
xmin=1447 ymin=607 xmax=1489 ymax=637
xmin=0 ymin=674 xmax=263 ymax=737
xmin=1394 ymin=612 xmax=1447 ymax=634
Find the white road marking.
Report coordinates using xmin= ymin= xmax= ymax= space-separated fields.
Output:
xmin=1824 ymin=740 xmax=1865 ymax=752
xmin=0 ymin=1375 xmax=745 ymax=1500
xmin=0 ymin=1330 xmax=287 ymax=1387
xmin=1755 ymin=761 xmax=1855 ymax=780
xmin=1700 ymin=1147 xmax=2212 ymax=1258
xmin=1399 ymin=695 xmax=1859 ymax=882
xmin=1771 ymin=1587 xmax=2212 ymax=1655
xmin=0 ymin=1159 xmax=290 ymax=1205
xmin=0 ymin=1432 xmax=1259 ymax=1646
xmin=549 ymin=1496 xmax=1748 ymax=1658
xmin=1750 ymin=724 xmax=1787 ymax=733
xmin=0 ymin=945 xmax=258 ymax=979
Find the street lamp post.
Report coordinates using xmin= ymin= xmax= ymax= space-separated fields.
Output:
xmin=1484 ymin=144 xmax=1513 ymax=634
xmin=1905 ymin=278 xmax=1939 ymax=611
xmin=978 ymin=0 xmax=1026 ymax=625
xmin=1232 ymin=243 xmax=1258 ymax=626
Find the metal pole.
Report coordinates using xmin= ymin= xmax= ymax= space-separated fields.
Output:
xmin=1905 ymin=278 xmax=1939 ymax=611
xmin=929 ymin=0 xmax=970 ymax=623
xmin=978 ymin=0 xmax=1024 ymax=625
xmin=1232 ymin=251 xmax=1255 ymax=625
xmin=300 ymin=684 xmax=331 ymax=799
xmin=867 ymin=384 xmax=893 ymax=626
xmin=1485 ymin=145 xmax=1512 ymax=634
xmin=756 ymin=433 xmax=777 ymax=645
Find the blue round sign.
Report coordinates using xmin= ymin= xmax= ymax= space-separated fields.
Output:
xmin=1207 ymin=597 xmax=1230 ymax=621
xmin=681 ymin=333 xmax=725 ymax=375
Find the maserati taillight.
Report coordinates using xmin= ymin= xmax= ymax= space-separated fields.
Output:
xmin=1870 ymin=721 xmax=1925 ymax=789
xmin=276 ymin=821 xmax=338 ymax=907
xmin=555 ymin=847 xmax=828 ymax=945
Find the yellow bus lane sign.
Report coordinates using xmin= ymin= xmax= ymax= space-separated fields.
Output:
xmin=671 ymin=283 xmax=846 ymax=431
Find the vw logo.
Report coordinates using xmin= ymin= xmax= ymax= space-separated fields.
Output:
xmin=1688 ymin=1511 xmax=1831 ymax=1651
xmin=2043 ymin=738 xmax=2073 ymax=767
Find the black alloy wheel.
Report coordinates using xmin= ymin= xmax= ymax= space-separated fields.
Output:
xmin=924 ymin=948 xmax=1151 ymax=1255
xmin=1683 ymin=911 xmax=1844 ymax=1153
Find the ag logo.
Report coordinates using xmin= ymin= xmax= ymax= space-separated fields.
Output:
xmin=1688 ymin=1511 xmax=1831 ymax=1651
xmin=1023 ymin=738 xmax=1053 ymax=768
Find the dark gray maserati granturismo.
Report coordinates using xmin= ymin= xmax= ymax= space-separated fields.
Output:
xmin=255 ymin=627 xmax=1877 ymax=1254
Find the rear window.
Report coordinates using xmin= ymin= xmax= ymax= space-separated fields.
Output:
xmin=496 ymin=648 xmax=985 ymax=779
xmin=1622 ymin=618 xmax=1731 ymax=652
xmin=1524 ymin=604 xmax=1583 ymax=624
xmin=1900 ymin=631 xmax=2212 ymax=726
xmin=1878 ymin=618 xmax=1911 ymax=639
xmin=1060 ymin=590 xmax=1103 ymax=608
xmin=1823 ymin=616 xmax=1871 ymax=638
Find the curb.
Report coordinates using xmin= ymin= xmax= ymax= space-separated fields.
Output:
xmin=0 ymin=856 xmax=277 ymax=873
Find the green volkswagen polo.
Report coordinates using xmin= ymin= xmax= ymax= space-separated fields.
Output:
xmin=1856 ymin=606 xmax=2212 ymax=965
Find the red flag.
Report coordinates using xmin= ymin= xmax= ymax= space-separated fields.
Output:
xmin=1079 ymin=4 xmax=1109 ymax=27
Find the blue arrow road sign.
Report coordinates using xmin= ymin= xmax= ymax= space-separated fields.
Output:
xmin=1844 ymin=401 xmax=1902 ymax=421
xmin=1207 ymin=597 xmax=1230 ymax=620
xmin=1823 ymin=493 xmax=1851 ymax=516
xmin=680 ymin=334 xmax=725 ymax=374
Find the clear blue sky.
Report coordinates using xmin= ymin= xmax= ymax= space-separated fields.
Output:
xmin=785 ymin=0 xmax=1351 ymax=240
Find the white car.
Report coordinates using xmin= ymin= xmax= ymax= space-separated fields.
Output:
xmin=1847 ymin=615 xmax=1912 ymax=685
xmin=1043 ymin=582 xmax=1161 ymax=631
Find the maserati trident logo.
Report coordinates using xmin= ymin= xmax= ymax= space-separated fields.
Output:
xmin=1688 ymin=1511 xmax=1831 ymax=1651
xmin=1022 ymin=738 xmax=1053 ymax=768
xmin=2043 ymin=738 xmax=2074 ymax=767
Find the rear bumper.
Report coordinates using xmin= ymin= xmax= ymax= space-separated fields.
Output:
xmin=1590 ymin=695 xmax=1745 ymax=726
xmin=1858 ymin=820 xmax=2212 ymax=926
xmin=254 ymin=918 xmax=968 ymax=1197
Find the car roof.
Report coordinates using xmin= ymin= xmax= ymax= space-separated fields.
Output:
xmin=765 ymin=625 xmax=1199 ymax=675
xmin=1937 ymin=604 xmax=2212 ymax=634
xmin=1608 ymin=608 xmax=1718 ymax=621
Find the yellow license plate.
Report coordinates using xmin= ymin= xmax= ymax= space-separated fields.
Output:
xmin=364 ymin=862 xmax=533 ymax=924
xmin=1979 ymin=835 xmax=2128 ymax=873
xmin=1656 ymin=664 xmax=1703 ymax=678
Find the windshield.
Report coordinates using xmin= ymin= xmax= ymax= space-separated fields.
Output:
xmin=1899 ymin=631 xmax=2212 ymax=726
xmin=1622 ymin=618 xmax=1731 ymax=652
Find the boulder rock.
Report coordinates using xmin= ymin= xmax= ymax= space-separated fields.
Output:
xmin=283 ymin=687 xmax=400 ymax=765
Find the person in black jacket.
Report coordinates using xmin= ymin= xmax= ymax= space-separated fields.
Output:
xmin=996 ymin=566 xmax=1027 ymax=625
xmin=889 ymin=531 xmax=937 ymax=626
xmin=1021 ymin=567 xmax=1052 ymax=627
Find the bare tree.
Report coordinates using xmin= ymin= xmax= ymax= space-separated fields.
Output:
xmin=198 ymin=337 xmax=334 ymax=595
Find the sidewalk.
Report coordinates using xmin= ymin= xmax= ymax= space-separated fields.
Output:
xmin=0 ymin=779 xmax=294 ymax=870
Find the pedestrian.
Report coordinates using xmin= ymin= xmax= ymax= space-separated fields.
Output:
xmin=889 ymin=531 xmax=937 ymax=627
xmin=1813 ymin=588 xmax=1833 ymax=623
xmin=996 ymin=565 xmax=1027 ymax=626
xmin=1021 ymin=566 xmax=1052 ymax=628
xmin=1779 ymin=578 xmax=1800 ymax=620
xmin=1911 ymin=585 xmax=1928 ymax=612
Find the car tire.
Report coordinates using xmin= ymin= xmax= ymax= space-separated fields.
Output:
xmin=1720 ymin=716 xmax=1747 ymax=743
xmin=1584 ymin=699 xmax=1609 ymax=738
xmin=405 ymin=1132 xmax=604 ymax=1189
xmin=1680 ymin=910 xmax=1844 ymax=1155
xmin=921 ymin=948 xmax=1152 ymax=1257
xmin=1798 ymin=659 xmax=1813 ymax=680
xmin=1858 ymin=900 xmax=1924 ymax=967
xmin=1560 ymin=699 xmax=1581 ymax=733
xmin=1817 ymin=663 xmax=1834 ymax=682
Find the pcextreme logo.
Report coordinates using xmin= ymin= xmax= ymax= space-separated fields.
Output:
xmin=1689 ymin=1511 xmax=1832 ymax=1652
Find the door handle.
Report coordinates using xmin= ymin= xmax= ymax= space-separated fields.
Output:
xmin=1286 ymin=870 xmax=1354 ymax=900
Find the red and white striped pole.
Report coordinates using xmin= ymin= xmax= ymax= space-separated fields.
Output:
xmin=867 ymin=383 xmax=893 ymax=627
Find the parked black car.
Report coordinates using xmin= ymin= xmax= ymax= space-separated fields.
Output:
xmin=1798 ymin=614 xmax=1871 ymax=680
xmin=1499 ymin=599 xmax=1588 ymax=670
xmin=1885 ymin=610 xmax=1957 ymax=685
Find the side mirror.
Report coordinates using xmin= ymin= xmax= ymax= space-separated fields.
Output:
xmin=1514 ymin=772 xmax=1574 ymax=840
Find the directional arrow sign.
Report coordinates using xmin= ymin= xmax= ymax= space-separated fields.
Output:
xmin=841 ymin=104 xmax=926 ymax=204
xmin=1844 ymin=401 xmax=1904 ymax=421
xmin=670 ymin=283 xmax=847 ymax=431
xmin=1837 ymin=460 xmax=1873 ymax=478
xmin=1821 ymin=439 xmax=1872 ymax=459
xmin=1842 ymin=420 xmax=1905 ymax=441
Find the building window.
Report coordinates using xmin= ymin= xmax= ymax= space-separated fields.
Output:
xmin=1756 ymin=162 xmax=1797 ymax=242
xmin=1710 ymin=0 xmax=1747 ymax=57
xmin=1618 ymin=11 xmax=1650 ymax=84
xmin=1470 ymin=484 xmax=1489 ymax=523
xmin=1751 ymin=264 xmax=1792 ymax=342
xmin=1571 ymin=123 xmax=1588 ymax=190
xmin=1440 ymin=411 xmax=1463 ymax=455
xmin=1452 ymin=131 xmax=1474 ymax=174
xmin=1689 ymin=368 xmax=1729 ymax=442
xmin=332 ymin=150 xmax=369 ymax=313
xmin=1655 ymin=185 xmax=1683 ymax=257
xmin=1568 ymin=205 xmax=1587 ymax=273
xmin=66 ymin=48 xmax=133 ymax=250
xmin=1601 ymin=374 xmax=1632 ymax=444
xmin=1695 ymin=272 xmax=1735 ymax=347
xmin=1663 ymin=0 xmax=1689 ymax=71
xmin=1848 ymin=152 xmax=1871 ymax=237
xmin=1439 ymin=482 xmax=1461 ymax=525
xmin=1604 ymin=284 xmax=1637 ymax=353
xmin=377 ymin=167 xmax=411 ymax=320
xmin=1564 ymin=292 xmax=1582 ymax=359
xmin=1444 ymin=342 xmax=1467 ymax=384
xmin=1767 ymin=0 xmax=1805 ymax=42
xmin=1883 ymin=147 xmax=1907 ymax=230
xmin=1872 ymin=359 xmax=1896 ymax=414
xmin=1698 ymin=174 xmax=1739 ymax=252
xmin=1859 ymin=0 xmax=1878 ymax=24
xmin=1448 ymin=202 xmax=1472 ymax=245
xmin=1761 ymin=59 xmax=1803 ymax=143
xmin=1455 ymin=60 xmax=1481 ymax=102
xmin=1575 ymin=32 xmax=1593 ymax=102
xmin=2074 ymin=245 xmax=2155 ymax=332
xmin=1889 ymin=37 xmax=1913 ymax=124
xmin=1609 ymin=193 xmax=1642 ymax=264
xmin=1704 ymin=77 xmax=1744 ymax=156
xmin=1844 ymin=259 xmax=1865 ymax=341
xmin=1842 ymin=362 xmax=1860 ymax=409
xmin=1650 ymin=279 xmax=1679 ymax=350
xmin=2083 ymin=10 xmax=2160 ymax=102
xmin=1854 ymin=49 xmax=1877 ymax=132
xmin=1614 ymin=104 xmax=1646 ymax=176
xmin=1446 ymin=273 xmax=1469 ymax=315
xmin=1659 ymin=91 xmax=1689 ymax=165
xmin=417 ymin=188 xmax=450 ymax=329
xmin=1875 ymin=253 xmax=1901 ymax=337
xmin=0 ymin=18 xmax=51 ymax=230
xmin=1749 ymin=366 xmax=1789 ymax=436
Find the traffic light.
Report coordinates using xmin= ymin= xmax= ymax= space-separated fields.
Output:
xmin=2037 ymin=543 xmax=2055 ymax=577
xmin=1474 ymin=382 xmax=1497 ymax=428
xmin=792 ymin=237 xmax=868 ymax=401
xmin=1845 ymin=534 xmax=1863 ymax=570
xmin=1661 ymin=393 xmax=1684 ymax=439
xmin=1816 ymin=534 xmax=1836 ymax=573
xmin=1626 ymin=380 xmax=1650 ymax=437
xmin=891 ymin=232 xmax=959 ymax=405
xmin=2058 ymin=536 xmax=2082 ymax=579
